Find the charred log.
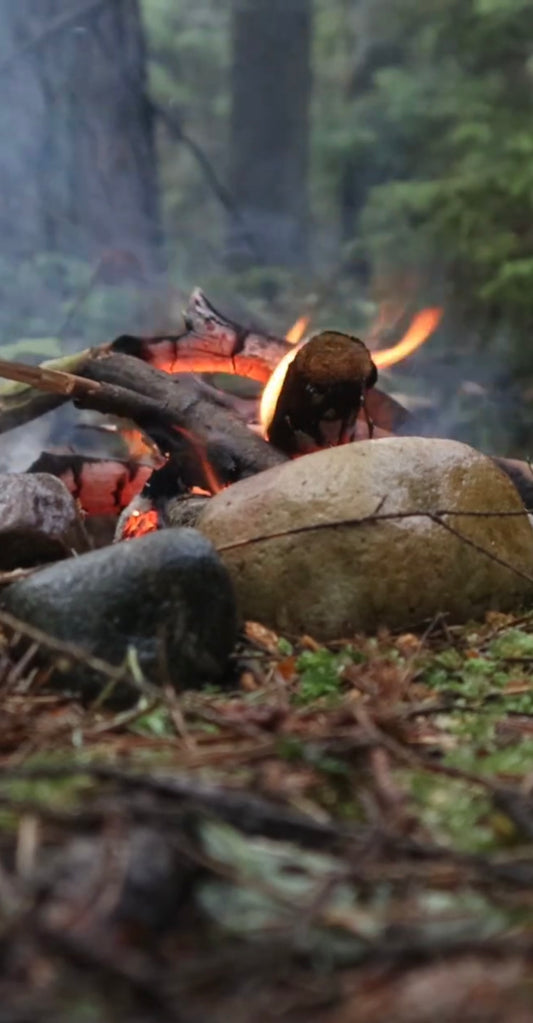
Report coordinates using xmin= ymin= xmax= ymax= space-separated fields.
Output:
xmin=112 ymin=291 xmax=412 ymax=437
xmin=112 ymin=288 xmax=289 ymax=384
xmin=79 ymin=353 xmax=287 ymax=481
xmin=28 ymin=452 xmax=154 ymax=516
xmin=0 ymin=289 xmax=412 ymax=445
xmin=266 ymin=331 xmax=378 ymax=455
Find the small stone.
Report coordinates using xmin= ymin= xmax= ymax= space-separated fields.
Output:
xmin=2 ymin=527 xmax=238 ymax=700
xmin=197 ymin=438 xmax=533 ymax=639
xmin=0 ymin=473 xmax=89 ymax=569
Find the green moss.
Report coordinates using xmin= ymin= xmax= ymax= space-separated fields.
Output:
xmin=408 ymin=771 xmax=495 ymax=852
xmin=293 ymin=648 xmax=356 ymax=704
xmin=131 ymin=705 xmax=176 ymax=737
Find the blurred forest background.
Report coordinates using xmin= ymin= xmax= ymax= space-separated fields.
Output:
xmin=0 ymin=0 xmax=532 ymax=452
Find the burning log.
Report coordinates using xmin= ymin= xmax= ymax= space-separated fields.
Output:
xmin=80 ymin=352 xmax=287 ymax=480
xmin=0 ymin=288 xmax=441 ymax=520
xmin=112 ymin=289 xmax=414 ymax=440
xmin=28 ymin=452 xmax=155 ymax=516
xmin=0 ymin=351 xmax=287 ymax=504
xmin=0 ymin=289 xmax=436 ymax=447
xmin=261 ymin=330 xmax=412 ymax=456
xmin=113 ymin=288 xmax=290 ymax=384
xmin=264 ymin=331 xmax=377 ymax=454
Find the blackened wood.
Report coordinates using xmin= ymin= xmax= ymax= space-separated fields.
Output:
xmin=81 ymin=353 xmax=287 ymax=480
xmin=0 ymin=351 xmax=286 ymax=483
xmin=29 ymin=451 xmax=154 ymax=514
xmin=112 ymin=287 xmax=290 ymax=384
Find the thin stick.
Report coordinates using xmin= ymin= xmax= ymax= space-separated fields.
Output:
xmin=0 ymin=347 xmax=108 ymax=433
xmin=0 ymin=607 xmax=132 ymax=687
xmin=216 ymin=507 xmax=533 ymax=586
xmin=0 ymin=357 xmax=100 ymax=398
xmin=154 ymin=102 xmax=263 ymax=264
xmin=0 ymin=350 xmax=285 ymax=478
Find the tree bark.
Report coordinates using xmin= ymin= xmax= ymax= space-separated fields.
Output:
xmin=228 ymin=0 xmax=312 ymax=269
xmin=0 ymin=0 xmax=162 ymax=273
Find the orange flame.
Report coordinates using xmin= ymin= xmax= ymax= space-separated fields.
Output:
xmin=373 ymin=307 xmax=442 ymax=370
xmin=190 ymin=486 xmax=212 ymax=497
xmin=175 ymin=426 xmax=223 ymax=494
xmin=119 ymin=427 xmax=164 ymax=464
xmin=122 ymin=508 xmax=160 ymax=539
xmin=286 ymin=314 xmax=310 ymax=346
xmin=260 ymin=307 xmax=442 ymax=436
xmin=259 ymin=315 xmax=311 ymax=435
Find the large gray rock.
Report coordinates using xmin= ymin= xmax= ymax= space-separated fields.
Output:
xmin=2 ymin=528 xmax=238 ymax=699
xmin=197 ymin=437 xmax=533 ymax=639
xmin=0 ymin=472 xmax=89 ymax=569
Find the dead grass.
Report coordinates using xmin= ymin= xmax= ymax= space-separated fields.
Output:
xmin=0 ymin=610 xmax=533 ymax=1020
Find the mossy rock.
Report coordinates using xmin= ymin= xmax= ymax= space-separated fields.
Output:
xmin=198 ymin=438 xmax=533 ymax=639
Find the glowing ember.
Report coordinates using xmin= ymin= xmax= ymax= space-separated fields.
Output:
xmin=176 ymin=426 xmax=223 ymax=494
xmin=373 ymin=308 xmax=442 ymax=370
xmin=119 ymin=427 xmax=164 ymax=464
xmin=122 ymin=508 xmax=160 ymax=539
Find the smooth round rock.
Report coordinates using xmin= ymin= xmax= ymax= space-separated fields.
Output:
xmin=1 ymin=528 xmax=238 ymax=698
xmin=196 ymin=438 xmax=533 ymax=639
xmin=0 ymin=472 xmax=89 ymax=569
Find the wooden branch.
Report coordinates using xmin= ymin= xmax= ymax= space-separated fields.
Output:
xmin=0 ymin=352 xmax=286 ymax=481
xmin=82 ymin=353 xmax=286 ymax=478
xmin=0 ymin=347 xmax=108 ymax=434
xmin=112 ymin=288 xmax=291 ymax=384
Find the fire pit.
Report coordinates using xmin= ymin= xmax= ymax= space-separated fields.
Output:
xmin=0 ymin=289 xmax=531 ymax=693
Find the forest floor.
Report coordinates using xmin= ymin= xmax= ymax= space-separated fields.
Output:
xmin=2 ymin=611 xmax=533 ymax=1021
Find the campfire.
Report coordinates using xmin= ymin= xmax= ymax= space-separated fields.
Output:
xmin=0 ymin=287 xmax=532 ymax=674
xmin=0 ymin=288 xmax=443 ymax=538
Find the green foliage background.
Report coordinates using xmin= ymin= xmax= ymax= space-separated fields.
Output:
xmin=140 ymin=0 xmax=533 ymax=451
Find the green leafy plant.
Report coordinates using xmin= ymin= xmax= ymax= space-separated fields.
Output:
xmin=293 ymin=648 xmax=355 ymax=704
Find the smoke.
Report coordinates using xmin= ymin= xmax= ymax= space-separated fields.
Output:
xmin=0 ymin=416 xmax=55 ymax=474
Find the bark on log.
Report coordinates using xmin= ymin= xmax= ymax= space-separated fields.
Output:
xmin=0 ymin=348 xmax=105 ymax=434
xmin=113 ymin=287 xmax=291 ymax=384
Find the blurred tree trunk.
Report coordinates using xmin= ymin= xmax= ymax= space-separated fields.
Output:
xmin=340 ymin=40 xmax=403 ymax=252
xmin=0 ymin=0 xmax=162 ymax=274
xmin=228 ymin=0 xmax=312 ymax=270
